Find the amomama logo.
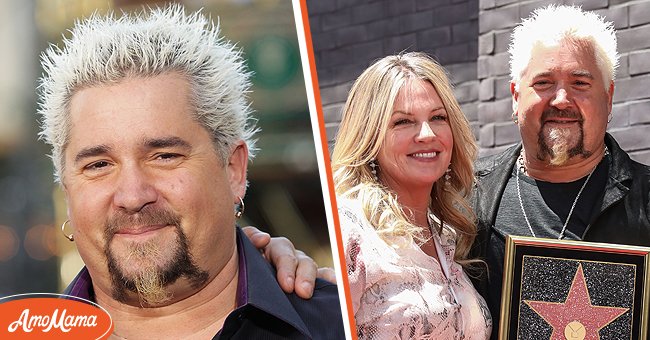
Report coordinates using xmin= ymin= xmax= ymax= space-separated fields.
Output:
xmin=0 ymin=293 xmax=113 ymax=339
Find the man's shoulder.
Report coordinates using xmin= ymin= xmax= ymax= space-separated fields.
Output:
xmin=629 ymin=158 xmax=650 ymax=177
xmin=237 ymin=229 xmax=345 ymax=339
xmin=475 ymin=144 xmax=520 ymax=175
xmin=288 ymin=278 xmax=340 ymax=308
xmin=606 ymin=133 xmax=650 ymax=180
xmin=283 ymin=277 xmax=344 ymax=339
xmin=626 ymin=152 xmax=650 ymax=175
xmin=625 ymin=159 xmax=650 ymax=195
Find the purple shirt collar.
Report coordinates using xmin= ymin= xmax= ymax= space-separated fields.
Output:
xmin=63 ymin=266 xmax=94 ymax=301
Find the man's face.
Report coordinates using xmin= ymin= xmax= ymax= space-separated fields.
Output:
xmin=511 ymin=41 xmax=614 ymax=165
xmin=62 ymin=73 xmax=248 ymax=306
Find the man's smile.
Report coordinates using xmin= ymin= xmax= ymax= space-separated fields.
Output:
xmin=112 ymin=224 xmax=174 ymax=240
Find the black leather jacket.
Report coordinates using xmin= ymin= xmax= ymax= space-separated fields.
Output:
xmin=470 ymin=133 xmax=650 ymax=331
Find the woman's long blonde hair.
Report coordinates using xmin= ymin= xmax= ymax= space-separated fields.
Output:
xmin=332 ymin=52 xmax=478 ymax=263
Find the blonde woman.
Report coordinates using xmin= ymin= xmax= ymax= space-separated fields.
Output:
xmin=332 ymin=52 xmax=491 ymax=339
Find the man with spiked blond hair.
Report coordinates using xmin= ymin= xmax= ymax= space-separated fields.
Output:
xmin=470 ymin=5 xmax=650 ymax=338
xmin=40 ymin=5 xmax=343 ymax=339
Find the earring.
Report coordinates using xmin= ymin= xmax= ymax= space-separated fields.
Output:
xmin=444 ymin=167 xmax=452 ymax=186
xmin=61 ymin=220 xmax=74 ymax=242
xmin=369 ymin=159 xmax=379 ymax=181
xmin=512 ymin=112 xmax=518 ymax=124
xmin=608 ymin=112 xmax=613 ymax=123
xmin=235 ymin=196 xmax=245 ymax=219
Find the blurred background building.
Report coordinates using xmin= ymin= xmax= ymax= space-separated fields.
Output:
xmin=0 ymin=0 xmax=332 ymax=295
xmin=308 ymin=0 xmax=650 ymax=164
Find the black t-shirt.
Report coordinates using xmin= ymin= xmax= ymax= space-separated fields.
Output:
xmin=486 ymin=156 xmax=609 ymax=338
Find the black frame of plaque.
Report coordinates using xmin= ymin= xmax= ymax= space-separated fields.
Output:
xmin=499 ymin=236 xmax=650 ymax=340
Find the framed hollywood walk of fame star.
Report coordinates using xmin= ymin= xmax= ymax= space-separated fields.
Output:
xmin=499 ymin=236 xmax=650 ymax=340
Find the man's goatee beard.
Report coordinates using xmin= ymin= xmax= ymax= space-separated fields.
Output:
xmin=536 ymin=108 xmax=591 ymax=165
xmin=548 ymin=127 xmax=572 ymax=165
xmin=104 ymin=207 xmax=209 ymax=307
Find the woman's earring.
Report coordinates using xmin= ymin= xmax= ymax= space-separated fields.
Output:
xmin=444 ymin=167 xmax=452 ymax=186
xmin=369 ymin=159 xmax=379 ymax=181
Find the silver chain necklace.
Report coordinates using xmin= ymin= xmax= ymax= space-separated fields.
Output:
xmin=515 ymin=148 xmax=607 ymax=239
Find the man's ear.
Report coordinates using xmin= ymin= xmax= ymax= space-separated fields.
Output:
xmin=510 ymin=81 xmax=519 ymax=114
xmin=228 ymin=141 xmax=248 ymax=199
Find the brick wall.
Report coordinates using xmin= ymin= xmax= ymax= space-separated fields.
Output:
xmin=307 ymin=0 xmax=650 ymax=164
xmin=307 ymin=0 xmax=479 ymax=149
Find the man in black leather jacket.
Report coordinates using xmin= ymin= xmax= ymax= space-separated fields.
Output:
xmin=469 ymin=5 xmax=650 ymax=339
xmin=471 ymin=133 xmax=650 ymax=338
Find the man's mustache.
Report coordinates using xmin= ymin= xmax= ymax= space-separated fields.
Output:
xmin=105 ymin=206 xmax=181 ymax=237
xmin=541 ymin=107 xmax=582 ymax=121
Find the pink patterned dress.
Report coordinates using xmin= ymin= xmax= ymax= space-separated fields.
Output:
xmin=339 ymin=199 xmax=492 ymax=339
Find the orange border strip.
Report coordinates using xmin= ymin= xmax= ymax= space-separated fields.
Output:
xmin=298 ymin=1 xmax=357 ymax=339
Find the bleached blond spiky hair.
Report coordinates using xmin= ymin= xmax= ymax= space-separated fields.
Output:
xmin=38 ymin=5 xmax=257 ymax=183
xmin=509 ymin=5 xmax=619 ymax=90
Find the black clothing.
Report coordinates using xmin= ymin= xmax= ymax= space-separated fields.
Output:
xmin=471 ymin=134 xmax=650 ymax=339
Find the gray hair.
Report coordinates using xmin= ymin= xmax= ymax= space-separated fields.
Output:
xmin=509 ymin=5 xmax=618 ymax=89
xmin=38 ymin=5 xmax=258 ymax=183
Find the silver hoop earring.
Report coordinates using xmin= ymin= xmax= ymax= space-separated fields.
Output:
xmin=61 ymin=220 xmax=74 ymax=242
xmin=235 ymin=196 xmax=245 ymax=219
xmin=607 ymin=112 xmax=613 ymax=123
xmin=369 ymin=159 xmax=379 ymax=181
xmin=512 ymin=112 xmax=518 ymax=124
